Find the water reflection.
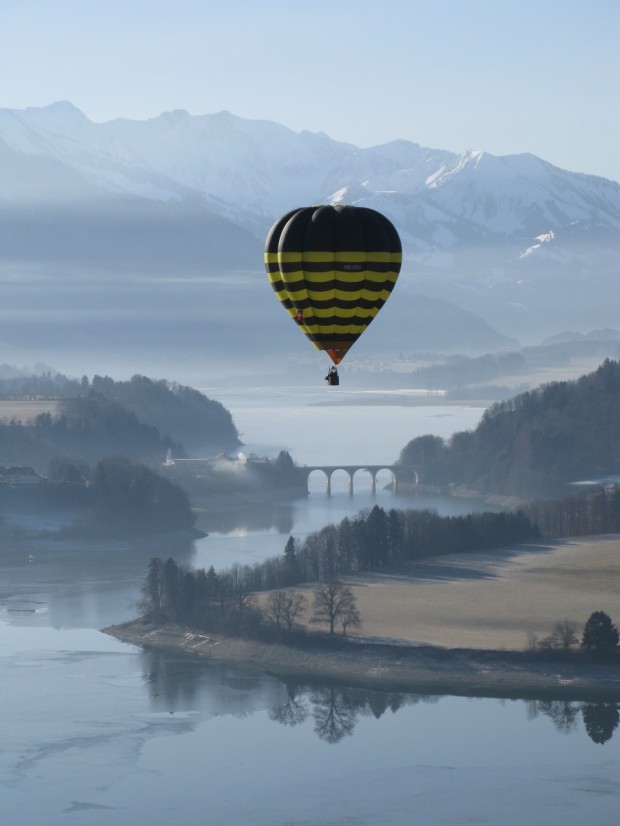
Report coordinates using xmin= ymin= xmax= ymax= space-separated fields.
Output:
xmin=139 ymin=651 xmax=619 ymax=746
xmin=194 ymin=501 xmax=295 ymax=535
xmin=527 ymin=699 xmax=619 ymax=743
xmin=269 ymin=681 xmax=441 ymax=744
xmin=139 ymin=649 xmax=288 ymax=717
xmin=582 ymin=703 xmax=620 ymax=744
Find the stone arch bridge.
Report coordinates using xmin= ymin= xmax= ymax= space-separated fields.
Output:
xmin=301 ymin=464 xmax=419 ymax=496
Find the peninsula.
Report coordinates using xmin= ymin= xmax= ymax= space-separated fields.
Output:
xmin=105 ymin=535 xmax=620 ymax=701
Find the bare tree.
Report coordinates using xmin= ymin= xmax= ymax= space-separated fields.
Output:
xmin=267 ymin=590 xmax=306 ymax=631
xmin=539 ymin=619 xmax=578 ymax=651
xmin=311 ymin=580 xmax=360 ymax=636
xmin=340 ymin=599 xmax=361 ymax=636
xmin=281 ymin=591 xmax=307 ymax=631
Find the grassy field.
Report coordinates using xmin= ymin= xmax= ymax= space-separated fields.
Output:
xmin=0 ymin=400 xmax=60 ymax=423
xmin=284 ymin=535 xmax=620 ymax=650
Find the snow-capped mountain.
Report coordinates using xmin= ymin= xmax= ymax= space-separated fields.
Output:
xmin=3 ymin=102 xmax=618 ymax=244
xmin=1 ymin=102 xmax=619 ymax=340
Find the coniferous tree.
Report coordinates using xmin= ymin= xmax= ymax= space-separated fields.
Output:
xmin=581 ymin=611 xmax=619 ymax=651
xmin=140 ymin=557 xmax=164 ymax=620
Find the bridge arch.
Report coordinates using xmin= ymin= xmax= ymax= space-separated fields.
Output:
xmin=351 ymin=467 xmax=375 ymax=495
xmin=305 ymin=464 xmax=403 ymax=496
xmin=371 ymin=466 xmax=398 ymax=494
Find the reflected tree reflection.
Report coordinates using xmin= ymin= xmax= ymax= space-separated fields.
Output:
xmin=581 ymin=703 xmax=620 ymax=744
xmin=529 ymin=699 xmax=580 ymax=734
xmin=267 ymin=683 xmax=442 ymax=743
xmin=527 ymin=698 xmax=619 ymax=743
xmin=268 ymin=682 xmax=309 ymax=727
xmin=310 ymin=687 xmax=358 ymax=743
xmin=137 ymin=651 xmax=619 ymax=747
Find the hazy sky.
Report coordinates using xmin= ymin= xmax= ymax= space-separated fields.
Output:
xmin=2 ymin=0 xmax=619 ymax=180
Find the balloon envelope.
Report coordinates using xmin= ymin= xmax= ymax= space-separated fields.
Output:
xmin=264 ymin=205 xmax=402 ymax=364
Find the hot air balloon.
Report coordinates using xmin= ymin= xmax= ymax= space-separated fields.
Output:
xmin=264 ymin=205 xmax=402 ymax=367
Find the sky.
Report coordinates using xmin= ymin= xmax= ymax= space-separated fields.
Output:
xmin=1 ymin=0 xmax=619 ymax=181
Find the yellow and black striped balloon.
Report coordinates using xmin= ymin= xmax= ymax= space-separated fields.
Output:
xmin=264 ymin=205 xmax=402 ymax=364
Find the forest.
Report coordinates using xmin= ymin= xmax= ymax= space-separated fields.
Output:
xmin=399 ymin=359 xmax=620 ymax=497
xmin=76 ymin=456 xmax=196 ymax=537
xmin=1 ymin=456 xmax=196 ymax=538
xmin=0 ymin=372 xmax=240 ymax=472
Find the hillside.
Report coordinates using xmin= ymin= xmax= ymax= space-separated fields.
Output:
xmin=0 ymin=372 xmax=240 ymax=473
xmin=399 ymin=359 xmax=620 ymax=497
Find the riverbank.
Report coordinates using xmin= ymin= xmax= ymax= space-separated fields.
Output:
xmin=104 ymin=535 xmax=620 ymax=700
xmin=103 ymin=619 xmax=620 ymax=701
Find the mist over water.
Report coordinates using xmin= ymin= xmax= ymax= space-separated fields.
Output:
xmin=206 ymin=384 xmax=486 ymax=464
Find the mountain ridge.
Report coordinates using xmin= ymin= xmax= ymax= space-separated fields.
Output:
xmin=2 ymin=102 xmax=619 ymax=355
xmin=3 ymin=102 xmax=618 ymax=242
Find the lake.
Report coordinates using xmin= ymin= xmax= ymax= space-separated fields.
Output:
xmin=1 ymin=390 xmax=618 ymax=825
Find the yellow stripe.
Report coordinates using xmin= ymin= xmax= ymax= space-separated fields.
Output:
xmin=301 ymin=270 xmax=399 ymax=286
xmin=329 ymin=286 xmax=393 ymax=300
xmin=276 ymin=286 xmax=392 ymax=304
xmin=298 ymin=251 xmax=335 ymax=263
xmin=286 ymin=286 xmax=309 ymax=302
xmin=268 ymin=265 xmax=399 ymax=285
xmin=281 ymin=272 xmax=307 ymax=286
xmin=277 ymin=252 xmax=304 ymax=264
xmin=310 ymin=305 xmax=381 ymax=318
xmin=296 ymin=270 xmax=336 ymax=284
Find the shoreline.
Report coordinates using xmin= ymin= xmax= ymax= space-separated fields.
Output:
xmin=103 ymin=619 xmax=620 ymax=701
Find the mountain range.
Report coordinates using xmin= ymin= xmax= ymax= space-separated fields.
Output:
xmin=1 ymin=102 xmax=619 ymax=372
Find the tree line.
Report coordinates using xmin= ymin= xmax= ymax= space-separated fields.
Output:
xmin=522 ymin=485 xmax=620 ymax=538
xmin=137 ymin=483 xmax=619 ymax=639
xmin=138 ymin=505 xmax=539 ymax=636
xmin=399 ymin=359 xmax=620 ymax=497
xmin=534 ymin=611 xmax=619 ymax=655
